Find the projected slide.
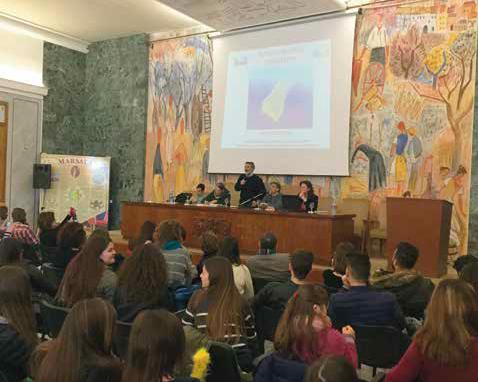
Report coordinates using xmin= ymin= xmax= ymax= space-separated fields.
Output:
xmin=221 ymin=40 xmax=331 ymax=149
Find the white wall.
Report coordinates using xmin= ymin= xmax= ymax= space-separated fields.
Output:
xmin=0 ymin=28 xmax=44 ymax=87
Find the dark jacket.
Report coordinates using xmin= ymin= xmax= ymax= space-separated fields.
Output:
xmin=298 ymin=193 xmax=319 ymax=212
xmin=235 ymin=174 xmax=266 ymax=207
xmin=39 ymin=215 xmax=71 ymax=247
xmin=53 ymin=247 xmax=80 ymax=270
xmin=80 ymin=361 xmax=122 ymax=382
xmin=252 ymin=280 xmax=299 ymax=311
xmin=204 ymin=189 xmax=231 ymax=206
xmin=113 ymin=286 xmax=175 ymax=323
xmin=0 ymin=322 xmax=31 ymax=382
xmin=253 ymin=353 xmax=307 ymax=382
xmin=22 ymin=262 xmax=57 ymax=297
xmin=371 ymin=270 xmax=435 ymax=319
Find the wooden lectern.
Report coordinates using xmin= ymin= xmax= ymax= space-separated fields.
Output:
xmin=386 ymin=197 xmax=453 ymax=278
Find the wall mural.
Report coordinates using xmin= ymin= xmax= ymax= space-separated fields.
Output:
xmin=145 ymin=0 xmax=478 ymax=256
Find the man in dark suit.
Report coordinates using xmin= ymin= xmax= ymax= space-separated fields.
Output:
xmin=234 ymin=161 xmax=266 ymax=207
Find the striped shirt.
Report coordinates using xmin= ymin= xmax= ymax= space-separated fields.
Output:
xmin=161 ymin=246 xmax=197 ymax=288
xmin=182 ymin=289 xmax=257 ymax=350
xmin=7 ymin=222 xmax=39 ymax=246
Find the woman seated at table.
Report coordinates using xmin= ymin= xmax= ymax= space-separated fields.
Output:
xmin=260 ymin=181 xmax=283 ymax=211
xmin=204 ymin=182 xmax=230 ymax=206
xmin=298 ymin=180 xmax=319 ymax=212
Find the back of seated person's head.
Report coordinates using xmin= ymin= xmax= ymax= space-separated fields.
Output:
xmin=393 ymin=241 xmax=419 ymax=270
xmin=454 ymin=255 xmax=478 ymax=275
xmin=58 ymin=235 xmax=112 ymax=307
xmin=345 ymin=252 xmax=370 ymax=283
xmin=139 ymin=220 xmax=156 ymax=242
xmin=123 ymin=309 xmax=185 ymax=381
xmin=259 ymin=232 xmax=277 ymax=255
xmin=38 ymin=211 xmax=55 ymax=232
xmin=33 ymin=298 xmax=119 ymax=382
xmin=0 ymin=266 xmax=37 ymax=349
xmin=460 ymin=262 xmax=478 ymax=291
xmin=305 ymin=356 xmax=358 ymax=382
xmin=0 ymin=205 xmax=8 ymax=220
xmin=415 ymin=279 xmax=478 ymax=368
xmin=218 ymin=235 xmax=240 ymax=265
xmin=155 ymin=219 xmax=182 ymax=247
xmin=274 ymin=284 xmax=329 ymax=363
xmin=332 ymin=242 xmax=355 ymax=275
xmin=118 ymin=243 xmax=168 ymax=302
xmin=0 ymin=238 xmax=23 ymax=266
xmin=12 ymin=207 xmax=27 ymax=224
xmin=201 ymin=230 xmax=219 ymax=256
xmin=90 ymin=228 xmax=112 ymax=242
xmin=57 ymin=222 xmax=86 ymax=249
xmin=290 ymin=250 xmax=313 ymax=280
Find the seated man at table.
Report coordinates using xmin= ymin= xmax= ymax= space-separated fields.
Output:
xmin=328 ymin=252 xmax=406 ymax=331
xmin=371 ymin=241 xmax=434 ymax=319
xmin=247 ymin=232 xmax=290 ymax=283
xmin=204 ymin=182 xmax=230 ymax=206
xmin=252 ymin=249 xmax=313 ymax=310
xmin=191 ymin=183 xmax=207 ymax=204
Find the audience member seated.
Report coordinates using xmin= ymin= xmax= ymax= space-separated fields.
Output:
xmin=218 ymin=236 xmax=254 ymax=299
xmin=0 ymin=238 xmax=56 ymax=297
xmin=127 ymin=220 xmax=156 ymax=252
xmin=252 ymin=250 xmax=313 ymax=311
xmin=0 ymin=205 xmax=8 ymax=230
xmin=57 ymin=235 xmax=118 ymax=307
xmin=196 ymin=230 xmax=219 ymax=276
xmin=247 ymin=232 xmax=290 ymax=283
xmin=182 ymin=257 xmax=257 ymax=372
xmin=371 ymin=242 xmax=434 ymax=319
xmin=323 ymin=242 xmax=355 ymax=290
xmin=298 ymin=180 xmax=319 ymax=212
xmin=114 ymin=243 xmax=174 ymax=322
xmin=328 ymin=252 xmax=406 ymax=331
xmin=304 ymin=356 xmax=360 ymax=382
xmin=55 ymin=222 xmax=87 ymax=270
xmin=204 ymin=182 xmax=231 ymax=206
xmin=32 ymin=298 xmax=122 ymax=382
xmin=254 ymin=285 xmax=357 ymax=382
xmin=154 ymin=219 xmax=197 ymax=288
xmin=6 ymin=207 xmax=40 ymax=262
xmin=0 ymin=266 xmax=38 ymax=382
xmin=385 ymin=279 xmax=478 ymax=382
xmin=261 ymin=181 xmax=283 ymax=211
xmin=453 ymin=254 xmax=478 ymax=275
xmin=460 ymin=261 xmax=478 ymax=291
xmin=37 ymin=211 xmax=71 ymax=248
xmin=191 ymin=183 xmax=207 ymax=204
xmin=123 ymin=309 xmax=197 ymax=382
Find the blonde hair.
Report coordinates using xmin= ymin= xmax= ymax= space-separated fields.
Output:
xmin=415 ymin=279 xmax=478 ymax=367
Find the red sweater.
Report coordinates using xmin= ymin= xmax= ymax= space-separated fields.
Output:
xmin=385 ymin=338 xmax=478 ymax=382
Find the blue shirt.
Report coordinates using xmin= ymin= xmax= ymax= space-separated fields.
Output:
xmin=328 ymin=285 xmax=405 ymax=330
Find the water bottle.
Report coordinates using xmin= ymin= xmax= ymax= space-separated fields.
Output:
xmin=169 ymin=192 xmax=175 ymax=204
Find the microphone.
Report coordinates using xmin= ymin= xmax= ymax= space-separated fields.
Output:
xmin=239 ymin=192 xmax=265 ymax=206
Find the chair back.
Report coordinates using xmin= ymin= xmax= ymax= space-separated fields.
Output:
xmin=41 ymin=263 xmax=64 ymax=289
xmin=206 ymin=341 xmax=242 ymax=382
xmin=354 ymin=324 xmax=403 ymax=370
xmin=114 ymin=321 xmax=133 ymax=360
xmin=40 ymin=299 xmax=70 ymax=338
xmin=255 ymin=305 xmax=284 ymax=354
xmin=252 ymin=278 xmax=272 ymax=294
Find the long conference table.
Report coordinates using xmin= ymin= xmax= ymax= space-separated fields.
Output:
xmin=121 ymin=202 xmax=355 ymax=265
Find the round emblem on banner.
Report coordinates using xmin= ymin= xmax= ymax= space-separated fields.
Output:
xmin=71 ymin=166 xmax=80 ymax=178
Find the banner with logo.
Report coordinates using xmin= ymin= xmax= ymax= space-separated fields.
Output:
xmin=40 ymin=153 xmax=110 ymax=228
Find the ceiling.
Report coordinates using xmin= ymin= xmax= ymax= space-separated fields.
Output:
xmin=0 ymin=0 xmax=200 ymax=43
xmin=158 ymin=0 xmax=347 ymax=31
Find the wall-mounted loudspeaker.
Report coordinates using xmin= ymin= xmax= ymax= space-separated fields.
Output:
xmin=33 ymin=164 xmax=52 ymax=189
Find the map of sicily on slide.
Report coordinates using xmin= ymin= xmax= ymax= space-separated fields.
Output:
xmin=247 ymin=63 xmax=314 ymax=130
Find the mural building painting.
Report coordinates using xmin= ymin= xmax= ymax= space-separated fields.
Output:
xmin=145 ymin=1 xmax=478 ymax=257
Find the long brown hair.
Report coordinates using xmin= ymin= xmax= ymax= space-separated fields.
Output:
xmin=122 ymin=309 xmax=185 ymax=382
xmin=34 ymin=298 xmax=119 ymax=382
xmin=155 ymin=219 xmax=182 ymax=248
xmin=203 ymin=256 xmax=246 ymax=341
xmin=0 ymin=266 xmax=38 ymax=348
xmin=117 ymin=243 xmax=168 ymax=304
xmin=415 ymin=279 xmax=478 ymax=367
xmin=274 ymin=284 xmax=330 ymax=363
xmin=57 ymin=235 xmax=110 ymax=307
xmin=38 ymin=211 xmax=55 ymax=232
xmin=128 ymin=220 xmax=157 ymax=251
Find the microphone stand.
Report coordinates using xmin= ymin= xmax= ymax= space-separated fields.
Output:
xmin=239 ymin=192 xmax=265 ymax=207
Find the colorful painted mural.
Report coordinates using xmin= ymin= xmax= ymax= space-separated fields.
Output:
xmin=145 ymin=0 xmax=478 ymax=256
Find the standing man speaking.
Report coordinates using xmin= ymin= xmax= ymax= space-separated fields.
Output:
xmin=234 ymin=161 xmax=266 ymax=208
